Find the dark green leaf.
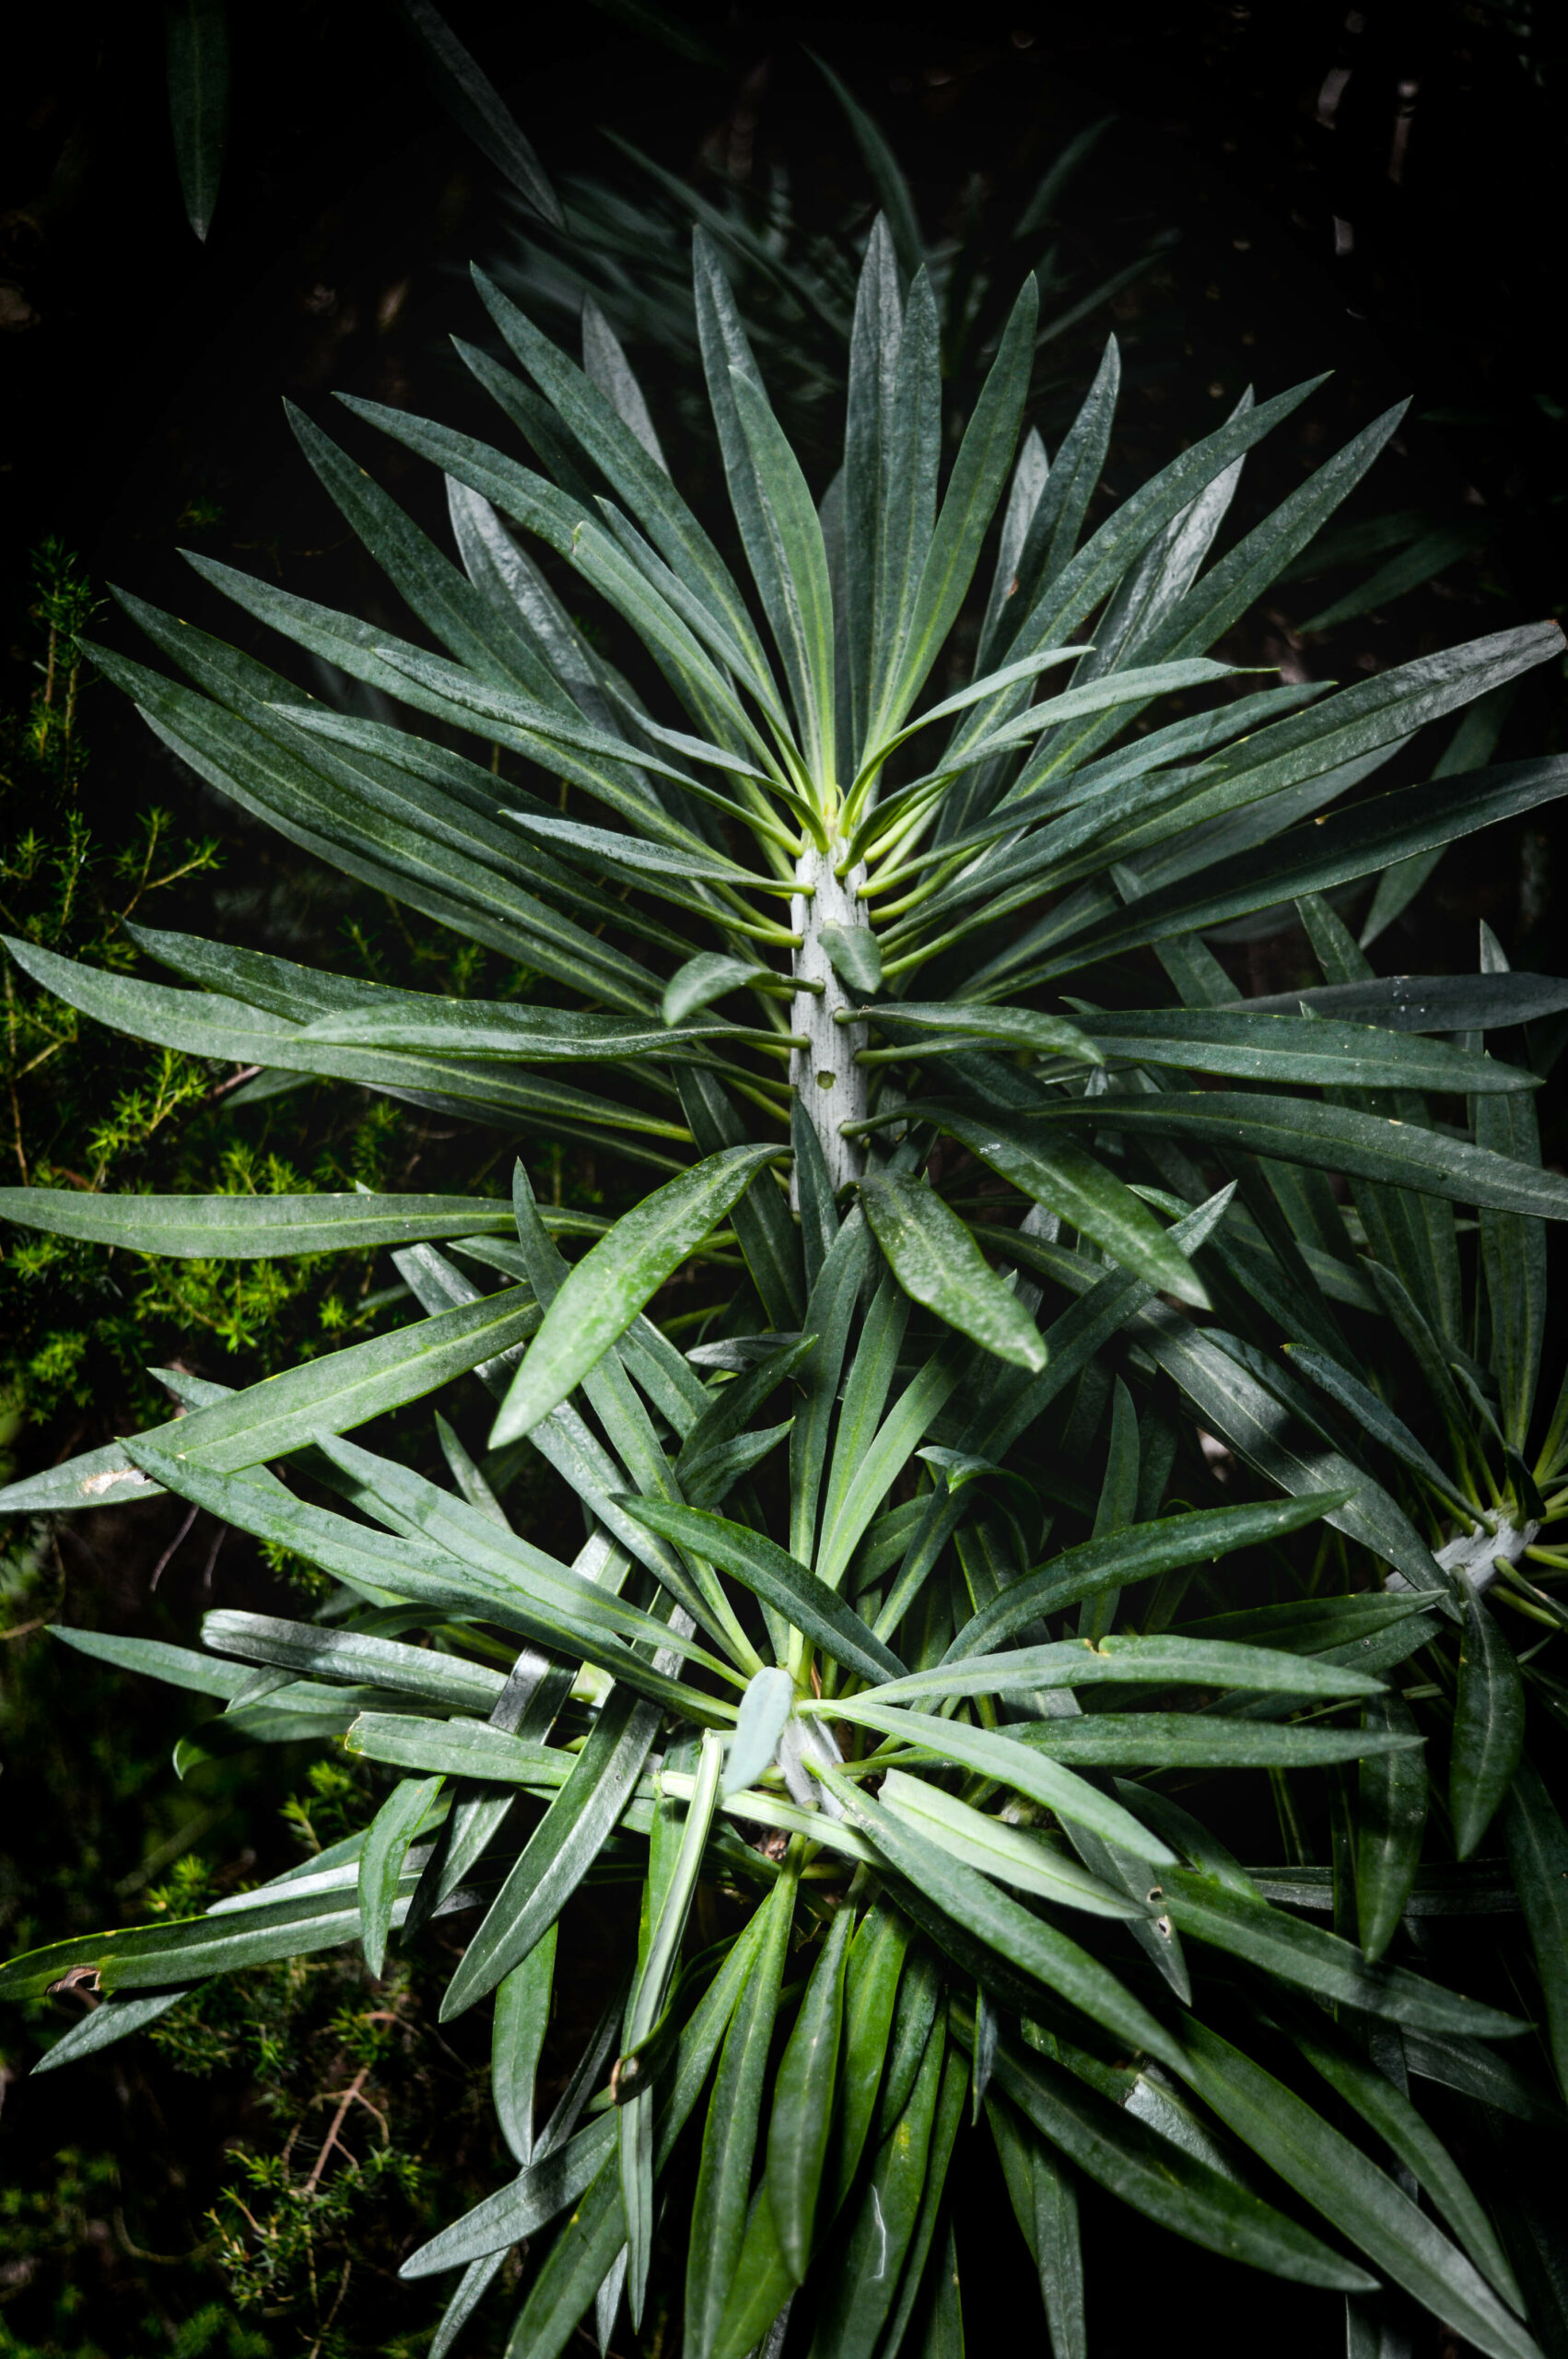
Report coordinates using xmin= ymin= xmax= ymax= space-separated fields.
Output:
xmin=1171 ymin=2016 xmax=1540 ymax=2359
xmin=878 ymin=276 xmax=1039 ymax=734
xmin=615 ymin=1496 xmax=906 ymax=1686
xmin=1078 ymin=1008 xmax=1537 ymax=1095
xmin=830 ymin=1903 xmax=911 ymax=2210
xmin=163 ymin=0 xmax=228 ymax=240
xmin=948 ymin=1493 xmax=1352 ymax=1661
xmin=820 ymin=925 xmax=883 ymax=996
xmin=1013 ymin=1716 xmax=1418 ymax=1771
xmin=663 ymin=954 xmax=773 ymax=1027
xmin=1502 ymin=1758 xmax=1568 ymax=2106
xmin=0 ymin=1186 xmax=518 ymax=1261
xmin=987 ymin=2024 xmax=1369 ymax=2290
xmin=922 ymin=1107 xmax=1208 ymax=1308
xmin=34 ymin=1987 xmax=196 ymax=2075
xmin=1355 ymin=1689 xmax=1429 ymax=1963
xmin=1175 ymin=1592 xmax=1434 ymax=1653
xmin=1161 ymin=1870 xmax=1524 ymax=2037
xmin=439 ymin=1687 xmax=663 ymax=2021
xmin=395 ymin=0 xmax=563 ymax=222
xmin=766 ymin=1904 xmax=854 ymax=2279
xmin=810 ymin=2010 xmax=949 ymax=2359
xmin=1033 ymin=738 xmax=1568 ymax=981
xmin=685 ymin=1857 xmax=799 ymax=2359
xmin=815 ymin=1762 xmax=1181 ymax=2066
xmin=1287 ymin=2016 xmax=1524 ymax=2307
xmin=1452 ymin=1579 xmax=1526 ymax=1860
xmin=872 ymin=1632 xmax=1384 ymax=1708
xmin=988 ymin=2090 xmax=1085 ymax=2359
xmin=1243 ymin=972 xmax=1568 ymax=1035
xmin=858 ymin=1170 xmax=1047 ymax=1369
xmin=1008 ymin=1092 xmax=1568 ymax=1223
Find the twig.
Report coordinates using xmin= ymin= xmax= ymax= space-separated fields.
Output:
xmin=149 ymin=1503 xmax=200 ymax=1591
xmin=307 ymin=2258 xmax=354 ymax=2359
xmin=200 ymin=1521 xmax=227 ymax=1589
xmin=304 ymin=2068 xmax=369 ymax=2197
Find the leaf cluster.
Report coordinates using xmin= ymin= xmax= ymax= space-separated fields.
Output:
xmin=6 ymin=43 xmax=1568 ymax=2359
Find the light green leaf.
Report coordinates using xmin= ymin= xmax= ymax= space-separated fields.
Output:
xmin=489 ymin=1146 xmax=783 ymax=1448
xmin=202 ymin=1613 xmax=506 ymax=1712
xmin=878 ymin=1770 xmax=1146 ymax=1919
xmin=345 ymin=1716 xmax=619 ymax=1797
xmin=872 ymin=1632 xmax=1385 ymax=1708
xmin=359 ymin=1776 xmax=443 ymax=1978
xmin=493 ymin=1924 xmax=557 ymax=2168
xmin=811 ymin=1697 xmax=1174 ymax=1868
xmin=722 ymin=1666 xmax=796 ymax=1798
xmin=663 ymin=953 xmax=772 ymax=1027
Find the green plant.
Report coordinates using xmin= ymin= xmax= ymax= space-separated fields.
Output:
xmin=3 ymin=203 xmax=1568 ymax=2359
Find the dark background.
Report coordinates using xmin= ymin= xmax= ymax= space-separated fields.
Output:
xmin=2 ymin=4 xmax=1565 ymax=2353
xmin=6 ymin=0 xmax=1565 ymax=979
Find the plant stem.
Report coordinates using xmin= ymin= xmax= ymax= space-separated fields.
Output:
xmin=790 ymin=834 xmax=868 ymax=1196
